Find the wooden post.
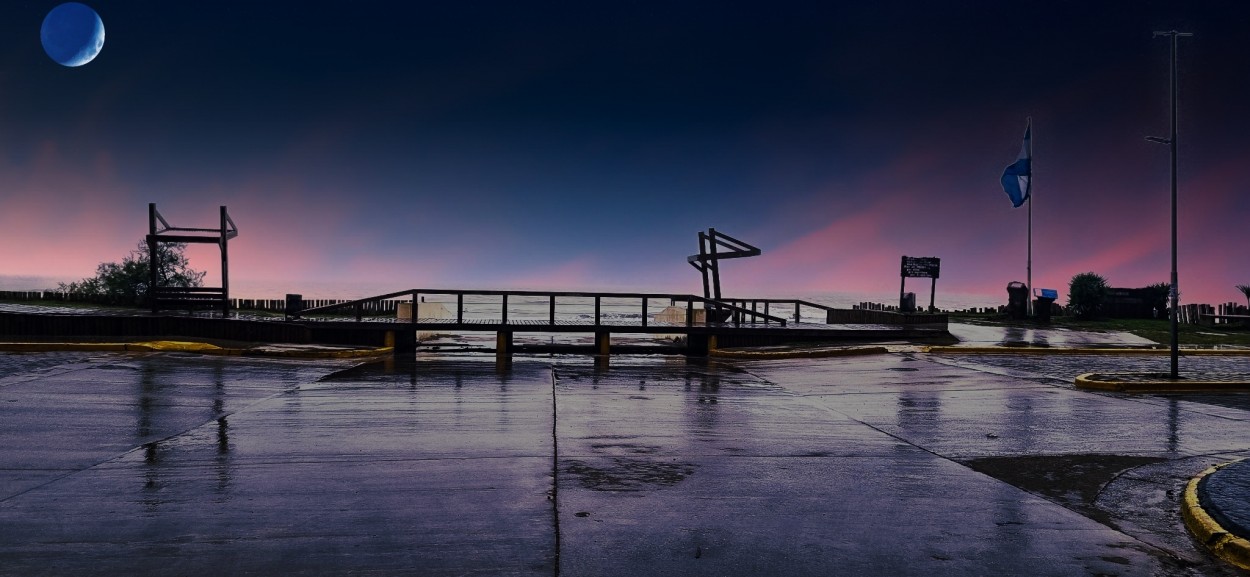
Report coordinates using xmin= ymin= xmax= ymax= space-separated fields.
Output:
xmin=148 ymin=203 xmax=158 ymax=313
xmin=594 ymin=331 xmax=610 ymax=355
xmin=899 ymin=274 xmax=906 ymax=313
xmin=641 ymin=297 xmax=648 ymax=327
xmin=695 ymin=334 xmax=719 ymax=355
xmin=709 ymin=230 xmax=722 ymax=300
xmin=220 ymin=206 xmax=230 ymax=315
xmin=391 ymin=330 xmax=417 ymax=354
xmin=501 ymin=294 xmax=508 ymax=324
xmin=930 ymin=277 xmax=937 ymax=312
xmin=698 ymin=232 xmax=711 ymax=299
xmin=496 ymin=331 xmax=513 ymax=363
xmin=147 ymin=235 xmax=158 ymax=313
xmin=549 ymin=295 xmax=556 ymax=325
xmin=457 ymin=293 xmax=464 ymax=324
xmin=594 ymin=296 xmax=601 ymax=325
xmin=686 ymin=297 xmax=694 ymax=327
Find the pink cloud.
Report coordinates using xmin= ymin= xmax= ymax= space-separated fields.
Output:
xmin=716 ymin=113 xmax=1250 ymax=307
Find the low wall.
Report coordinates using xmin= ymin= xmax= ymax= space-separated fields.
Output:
xmin=0 ymin=291 xmax=400 ymax=314
xmin=825 ymin=308 xmax=948 ymax=326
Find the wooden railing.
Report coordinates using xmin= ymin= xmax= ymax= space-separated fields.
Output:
xmin=716 ymin=298 xmax=839 ymax=324
xmin=294 ymin=288 xmax=788 ymax=327
xmin=151 ymin=286 xmax=226 ymax=310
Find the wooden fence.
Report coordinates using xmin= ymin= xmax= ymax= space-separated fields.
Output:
xmin=1184 ymin=302 xmax=1249 ymax=325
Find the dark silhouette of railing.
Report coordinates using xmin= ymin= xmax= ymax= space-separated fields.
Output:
xmin=294 ymin=288 xmax=788 ymax=328
xmin=714 ymin=298 xmax=838 ymax=324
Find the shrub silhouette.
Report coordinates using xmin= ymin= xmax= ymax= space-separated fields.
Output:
xmin=1067 ymin=272 xmax=1109 ymax=320
xmin=58 ymin=241 xmax=204 ymax=306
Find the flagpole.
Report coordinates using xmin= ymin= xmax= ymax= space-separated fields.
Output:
xmin=1000 ymin=117 xmax=1034 ymax=319
xmin=1026 ymin=117 xmax=1033 ymax=318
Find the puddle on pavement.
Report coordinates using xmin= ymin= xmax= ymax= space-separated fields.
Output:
xmin=589 ymin=442 xmax=660 ymax=455
xmin=961 ymin=454 xmax=1168 ymax=511
xmin=564 ymin=458 xmax=695 ymax=491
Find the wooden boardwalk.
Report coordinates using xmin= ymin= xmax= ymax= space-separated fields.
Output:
xmin=291 ymin=288 xmax=950 ymax=357
xmin=0 ymin=289 xmax=948 ymax=358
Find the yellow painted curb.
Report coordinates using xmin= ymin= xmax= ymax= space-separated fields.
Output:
xmin=1181 ymin=460 xmax=1250 ymax=571
xmin=925 ymin=346 xmax=1250 ymax=355
xmin=710 ymin=346 xmax=889 ymax=360
xmin=243 ymin=347 xmax=395 ymax=359
xmin=128 ymin=341 xmax=235 ymax=354
xmin=1074 ymin=373 xmax=1250 ymax=393
xmin=0 ymin=341 xmax=231 ymax=353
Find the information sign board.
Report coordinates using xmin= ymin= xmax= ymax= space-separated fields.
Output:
xmin=901 ymin=256 xmax=940 ymax=279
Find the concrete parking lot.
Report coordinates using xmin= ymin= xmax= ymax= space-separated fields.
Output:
xmin=2 ymin=347 xmax=1249 ymax=575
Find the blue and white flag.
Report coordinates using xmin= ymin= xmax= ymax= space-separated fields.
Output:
xmin=1000 ymin=121 xmax=1031 ymax=208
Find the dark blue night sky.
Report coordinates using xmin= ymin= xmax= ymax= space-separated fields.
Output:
xmin=3 ymin=1 xmax=1249 ymax=304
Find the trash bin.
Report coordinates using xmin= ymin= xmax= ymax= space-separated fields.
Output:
xmin=1033 ymin=288 xmax=1057 ymax=323
xmin=900 ymin=292 xmax=916 ymax=313
xmin=1006 ymin=282 xmax=1028 ymax=320
xmin=285 ymin=293 xmax=303 ymax=320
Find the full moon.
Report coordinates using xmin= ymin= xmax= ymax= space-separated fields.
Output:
xmin=41 ymin=3 xmax=105 ymax=67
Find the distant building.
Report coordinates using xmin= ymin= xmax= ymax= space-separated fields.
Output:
xmin=1103 ymin=287 xmax=1167 ymax=319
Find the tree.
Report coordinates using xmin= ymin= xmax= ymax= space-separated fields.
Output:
xmin=59 ymin=241 xmax=205 ymax=306
xmin=1144 ymin=282 xmax=1171 ymax=317
xmin=1237 ymin=284 xmax=1250 ymax=310
xmin=1067 ymin=272 xmax=1108 ymax=320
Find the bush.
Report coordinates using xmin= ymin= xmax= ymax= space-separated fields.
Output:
xmin=1067 ymin=272 xmax=1108 ymax=320
xmin=1144 ymin=282 xmax=1171 ymax=316
xmin=58 ymin=241 xmax=205 ymax=306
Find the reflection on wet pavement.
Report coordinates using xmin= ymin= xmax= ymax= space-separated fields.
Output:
xmin=949 ymin=322 xmax=1158 ymax=348
xmin=1 ymin=350 xmax=1248 ymax=575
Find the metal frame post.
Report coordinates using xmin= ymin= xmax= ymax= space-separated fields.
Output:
xmin=1149 ymin=30 xmax=1191 ymax=379
xmin=220 ymin=206 xmax=230 ymax=315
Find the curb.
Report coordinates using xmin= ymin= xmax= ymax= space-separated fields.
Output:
xmin=1182 ymin=461 xmax=1250 ymax=571
xmin=710 ymin=346 xmax=889 ymax=360
xmin=0 ymin=341 xmax=392 ymax=359
xmin=244 ymin=346 xmax=395 ymax=359
xmin=1074 ymin=373 xmax=1250 ymax=393
xmin=925 ymin=346 xmax=1250 ymax=355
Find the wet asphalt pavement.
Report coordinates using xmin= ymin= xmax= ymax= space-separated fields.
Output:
xmin=2 ymin=346 xmax=1250 ymax=576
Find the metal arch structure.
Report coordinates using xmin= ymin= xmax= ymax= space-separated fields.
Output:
xmin=686 ymin=228 xmax=760 ymax=302
xmin=146 ymin=203 xmax=238 ymax=314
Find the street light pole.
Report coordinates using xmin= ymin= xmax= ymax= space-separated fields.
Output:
xmin=1147 ymin=30 xmax=1191 ymax=380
